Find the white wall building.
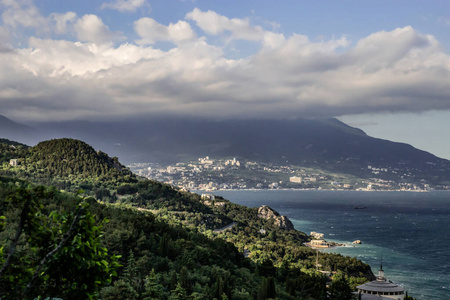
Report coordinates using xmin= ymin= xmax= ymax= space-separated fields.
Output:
xmin=201 ymin=193 xmax=215 ymax=200
xmin=356 ymin=266 xmax=405 ymax=300
xmin=290 ymin=176 xmax=302 ymax=183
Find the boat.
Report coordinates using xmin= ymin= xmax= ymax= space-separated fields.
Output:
xmin=354 ymin=206 xmax=367 ymax=209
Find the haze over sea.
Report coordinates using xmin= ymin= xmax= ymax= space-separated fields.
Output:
xmin=212 ymin=190 xmax=450 ymax=300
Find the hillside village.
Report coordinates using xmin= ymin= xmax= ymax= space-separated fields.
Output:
xmin=128 ymin=156 xmax=435 ymax=192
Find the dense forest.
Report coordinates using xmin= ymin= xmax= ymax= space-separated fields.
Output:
xmin=0 ymin=138 xmax=137 ymax=193
xmin=0 ymin=138 xmax=380 ymax=299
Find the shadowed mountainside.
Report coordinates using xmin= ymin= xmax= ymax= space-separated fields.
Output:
xmin=0 ymin=115 xmax=36 ymax=143
xmin=2 ymin=115 xmax=450 ymax=185
xmin=34 ymin=117 xmax=450 ymax=185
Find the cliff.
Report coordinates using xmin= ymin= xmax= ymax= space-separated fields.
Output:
xmin=257 ymin=205 xmax=294 ymax=230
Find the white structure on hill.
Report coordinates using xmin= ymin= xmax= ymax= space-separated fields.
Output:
xmin=356 ymin=265 xmax=405 ymax=300
xmin=309 ymin=239 xmax=331 ymax=248
xmin=201 ymin=193 xmax=215 ymax=200
xmin=289 ymin=176 xmax=302 ymax=183
xmin=310 ymin=231 xmax=324 ymax=239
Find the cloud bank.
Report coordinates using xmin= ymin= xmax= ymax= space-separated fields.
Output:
xmin=101 ymin=0 xmax=148 ymax=13
xmin=1 ymin=2 xmax=450 ymax=122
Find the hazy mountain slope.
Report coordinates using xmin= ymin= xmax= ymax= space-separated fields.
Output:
xmin=0 ymin=115 xmax=28 ymax=131
xmin=0 ymin=115 xmax=37 ymax=144
xmin=3 ymin=116 xmax=449 ymax=184
xmin=31 ymin=118 xmax=433 ymax=161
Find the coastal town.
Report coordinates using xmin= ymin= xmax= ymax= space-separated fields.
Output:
xmin=128 ymin=156 xmax=434 ymax=191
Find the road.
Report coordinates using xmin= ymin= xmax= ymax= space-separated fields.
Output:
xmin=213 ymin=222 xmax=237 ymax=232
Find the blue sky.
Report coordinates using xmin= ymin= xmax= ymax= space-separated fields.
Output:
xmin=1 ymin=0 xmax=450 ymax=158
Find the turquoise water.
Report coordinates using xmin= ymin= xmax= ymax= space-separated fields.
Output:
xmin=212 ymin=190 xmax=450 ymax=300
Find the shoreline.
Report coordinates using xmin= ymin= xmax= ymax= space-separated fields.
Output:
xmin=207 ymin=189 xmax=448 ymax=299
xmin=192 ymin=187 xmax=436 ymax=193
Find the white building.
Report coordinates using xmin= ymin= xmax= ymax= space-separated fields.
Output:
xmin=268 ymin=182 xmax=279 ymax=189
xmin=198 ymin=156 xmax=213 ymax=165
xmin=356 ymin=265 xmax=405 ymax=300
xmin=290 ymin=176 xmax=302 ymax=183
xmin=201 ymin=193 xmax=215 ymax=200
xmin=225 ymin=158 xmax=240 ymax=167
xmin=309 ymin=239 xmax=331 ymax=248
xmin=310 ymin=231 xmax=324 ymax=239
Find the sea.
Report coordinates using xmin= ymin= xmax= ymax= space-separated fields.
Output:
xmin=208 ymin=190 xmax=450 ymax=300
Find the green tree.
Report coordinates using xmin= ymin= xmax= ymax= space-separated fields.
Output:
xmin=143 ymin=269 xmax=169 ymax=300
xmin=258 ymin=276 xmax=276 ymax=300
xmin=329 ymin=271 xmax=352 ymax=300
xmin=100 ymin=279 xmax=139 ymax=300
xmin=169 ymin=282 xmax=188 ymax=300
xmin=179 ymin=266 xmax=189 ymax=290
xmin=122 ymin=250 xmax=144 ymax=295
xmin=258 ymin=258 xmax=276 ymax=277
xmin=0 ymin=185 xmax=120 ymax=299
xmin=159 ymin=233 xmax=171 ymax=257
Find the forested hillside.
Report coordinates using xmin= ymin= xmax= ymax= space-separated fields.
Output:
xmin=0 ymin=138 xmax=137 ymax=193
xmin=0 ymin=138 xmax=375 ymax=299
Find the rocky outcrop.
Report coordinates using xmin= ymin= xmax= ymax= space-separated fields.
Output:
xmin=257 ymin=205 xmax=294 ymax=230
xmin=258 ymin=205 xmax=280 ymax=219
xmin=274 ymin=215 xmax=294 ymax=230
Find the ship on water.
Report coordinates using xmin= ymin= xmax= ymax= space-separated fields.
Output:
xmin=354 ymin=206 xmax=367 ymax=209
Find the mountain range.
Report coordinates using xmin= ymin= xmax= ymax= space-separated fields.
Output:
xmin=2 ymin=115 xmax=450 ymax=187
xmin=0 ymin=115 xmax=35 ymax=142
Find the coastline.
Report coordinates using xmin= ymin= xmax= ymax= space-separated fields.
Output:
xmin=304 ymin=241 xmax=348 ymax=249
xmin=193 ymin=187 xmax=432 ymax=193
xmin=208 ymin=189 xmax=450 ymax=299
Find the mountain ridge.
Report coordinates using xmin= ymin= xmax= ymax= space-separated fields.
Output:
xmin=0 ymin=115 xmax=35 ymax=140
xmin=2 ymin=114 xmax=450 ymax=187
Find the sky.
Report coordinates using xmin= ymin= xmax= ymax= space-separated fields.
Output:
xmin=1 ymin=0 xmax=450 ymax=158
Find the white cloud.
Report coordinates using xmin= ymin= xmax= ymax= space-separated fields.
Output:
xmin=134 ymin=18 xmax=196 ymax=45
xmin=262 ymin=31 xmax=286 ymax=49
xmin=0 ymin=25 xmax=12 ymax=52
xmin=21 ymin=37 xmax=164 ymax=76
xmin=0 ymin=1 xmax=116 ymax=44
xmin=1 ymin=0 xmax=47 ymax=30
xmin=74 ymin=14 xmax=115 ymax=45
xmin=347 ymin=26 xmax=431 ymax=71
xmin=1 ymin=3 xmax=450 ymax=123
xmin=185 ymin=8 xmax=265 ymax=41
xmin=0 ymin=0 xmax=52 ymax=42
xmin=50 ymin=12 xmax=77 ymax=35
xmin=101 ymin=0 xmax=148 ymax=13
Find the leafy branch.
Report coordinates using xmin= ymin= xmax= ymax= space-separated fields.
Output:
xmin=22 ymin=206 xmax=84 ymax=297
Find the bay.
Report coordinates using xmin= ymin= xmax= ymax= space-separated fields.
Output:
xmin=210 ymin=190 xmax=450 ymax=300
